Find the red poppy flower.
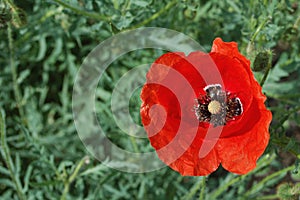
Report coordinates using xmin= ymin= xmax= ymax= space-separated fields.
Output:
xmin=140 ymin=38 xmax=272 ymax=176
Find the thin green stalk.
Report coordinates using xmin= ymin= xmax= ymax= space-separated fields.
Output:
xmin=198 ymin=176 xmax=206 ymax=200
xmin=210 ymin=154 xmax=276 ymax=199
xmin=0 ymin=109 xmax=26 ymax=200
xmin=181 ymin=177 xmax=206 ymax=200
xmin=267 ymin=93 xmax=300 ymax=105
xmin=7 ymin=23 xmax=26 ymax=124
xmin=3 ymin=0 xmax=17 ymax=10
xmin=244 ymin=165 xmax=294 ymax=197
xmin=272 ymin=138 xmax=299 ymax=157
xmin=211 ymin=175 xmax=243 ymax=199
xmin=247 ymin=16 xmax=271 ymax=58
xmin=260 ymin=50 xmax=273 ymax=87
xmin=275 ymin=93 xmax=300 ymax=99
xmin=256 ymin=194 xmax=279 ymax=200
xmin=251 ymin=16 xmax=272 ymax=43
xmin=272 ymin=105 xmax=300 ymax=133
xmin=293 ymin=15 xmax=300 ymax=29
xmin=52 ymin=0 xmax=110 ymax=21
xmin=129 ymin=136 xmax=139 ymax=153
xmin=129 ymin=0 xmax=177 ymax=29
xmin=3 ymin=0 xmax=25 ymax=28
xmin=122 ymin=0 xmax=131 ymax=15
xmin=60 ymin=156 xmax=89 ymax=200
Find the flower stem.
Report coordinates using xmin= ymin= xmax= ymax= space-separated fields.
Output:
xmin=3 ymin=0 xmax=17 ymax=10
xmin=198 ymin=176 xmax=206 ymax=200
xmin=256 ymin=194 xmax=278 ymax=200
xmin=52 ymin=0 xmax=110 ymax=21
xmin=267 ymin=93 xmax=300 ymax=105
xmin=129 ymin=136 xmax=139 ymax=153
xmin=210 ymin=154 xmax=276 ymax=199
xmin=210 ymin=175 xmax=243 ymax=199
xmin=7 ymin=23 xmax=26 ymax=124
xmin=244 ymin=165 xmax=294 ymax=197
xmin=250 ymin=16 xmax=272 ymax=43
xmin=0 ymin=109 xmax=26 ymax=200
xmin=181 ymin=176 xmax=206 ymax=200
xmin=60 ymin=156 xmax=89 ymax=200
xmin=272 ymin=105 xmax=300 ymax=135
xmin=130 ymin=0 xmax=177 ymax=30
xmin=247 ymin=16 xmax=271 ymax=58
xmin=260 ymin=50 xmax=273 ymax=87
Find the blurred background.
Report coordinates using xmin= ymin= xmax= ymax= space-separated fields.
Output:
xmin=0 ymin=0 xmax=300 ymax=199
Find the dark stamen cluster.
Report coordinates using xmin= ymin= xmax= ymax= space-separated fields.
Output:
xmin=194 ymin=84 xmax=242 ymax=127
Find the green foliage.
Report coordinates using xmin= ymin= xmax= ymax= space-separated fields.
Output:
xmin=277 ymin=182 xmax=300 ymax=200
xmin=0 ymin=0 xmax=300 ymax=199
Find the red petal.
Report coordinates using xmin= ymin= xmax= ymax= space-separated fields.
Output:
xmin=169 ymin=147 xmax=220 ymax=176
xmin=141 ymin=52 xmax=186 ymax=127
xmin=220 ymin=61 xmax=268 ymax=137
xmin=142 ymin=84 xmax=180 ymax=147
xmin=209 ymin=52 xmax=253 ymax=114
xmin=155 ymin=123 xmax=221 ymax=176
xmin=146 ymin=52 xmax=186 ymax=82
xmin=185 ymin=52 xmax=225 ymax=91
xmin=211 ymin=38 xmax=251 ymax=72
xmin=217 ymin=96 xmax=272 ymax=174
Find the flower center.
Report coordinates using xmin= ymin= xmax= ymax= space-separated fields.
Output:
xmin=208 ymin=100 xmax=221 ymax=114
xmin=194 ymin=84 xmax=243 ymax=127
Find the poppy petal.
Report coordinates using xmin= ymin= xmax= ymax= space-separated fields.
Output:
xmin=218 ymin=96 xmax=271 ymax=174
xmin=211 ymin=37 xmax=251 ymax=72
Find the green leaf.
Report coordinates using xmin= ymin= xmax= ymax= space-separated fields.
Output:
xmin=0 ymin=178 xmax=14 ymax=188
xmin=36 ymin=35 xmax=47 ymax=61
xmin=132 ymin=0 xmax=151 ymax=7
xmin=0 ymin=165 xmax=10 ymax=176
